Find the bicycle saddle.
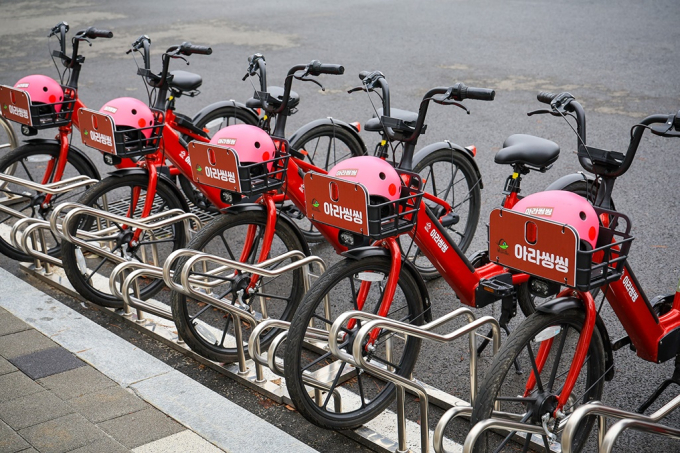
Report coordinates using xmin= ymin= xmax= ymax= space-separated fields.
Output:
xmin=245 ymin=86 xmax=300 ymax=110
xmin=495 ymin=134 xmax=560 ymax=169
xmin=364 ymin=108 xmax=418 ymax=132
xmin=169 ymin=70 xmax=202 ymax=92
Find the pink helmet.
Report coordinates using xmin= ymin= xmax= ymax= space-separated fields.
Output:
xmin=99 ymin=97 xmax=156 ymax=138
xmin=210 ymin=124 xmax=276 ymax=172
xmin=512 ymin=190 xmax=599 ymax=249
xmin=14 ymin=75 xmax=64 ymax=113
xmin=328 ymin=156 xmax=402 ymax=204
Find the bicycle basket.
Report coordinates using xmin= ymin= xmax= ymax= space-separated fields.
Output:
xmin=488 ymin=206 xmax=633 ymax=291
xmin=78 ymin=108 xmax=164 ymax=158
xmin=189 ymin=140 xmax=289 ymax=197
xmin=0 ymin=85 xmax=75 ymax=129
xmin=304 ymin=169 xmax=423 ymax=239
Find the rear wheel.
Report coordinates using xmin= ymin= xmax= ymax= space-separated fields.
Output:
xmin=170 ymin=210 xmax=306 ymax=363
xmin=61 ymin=173 xmax=186 ymax=307
xmin=471 ymin=308 xmax=606 ymax=453
xmin=287 ymin=124 xmax=366 ymax=243
xmin=179 ymin=106 xmax=260 ymax=209
xmin=284 ymin=256 xmax=424 ymax=429
xmin=403 ymin=148 xmax=481 ymax=280
xmin=0 ymin=143 xmax=98 ymax=261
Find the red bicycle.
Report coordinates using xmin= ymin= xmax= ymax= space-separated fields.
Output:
xmin=169 ymin=59 xmax=365 ymax=362
xmin=469 ymin=93 xmax=680 ymax=453
xmin=0 ymin=22 xmax=118 ymax=261
xmin=280 ymin=88 xmax=606 ymax=429
xmin=58 ymin=37 xmax=245 ymax=307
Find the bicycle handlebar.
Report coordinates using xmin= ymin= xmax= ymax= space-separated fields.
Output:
xmin=537 ymin=91 xmax=677 ymax=178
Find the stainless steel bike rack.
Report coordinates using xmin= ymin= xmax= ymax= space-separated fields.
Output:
xmin=560 ymin=395 xmax=680 ymax=453
xmin=167 ymin=248 xmax=327 ymax=377
xmin=326 ymin=308 xmax=501 ymax=453
xmin=0 ymin=175 xmax=99 ymax=272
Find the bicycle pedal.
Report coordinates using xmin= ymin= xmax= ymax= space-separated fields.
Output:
xmin=475 ymin=273 xmax=515 ymax=308
xmin=478 ymin=276 xmax=515 ymax=297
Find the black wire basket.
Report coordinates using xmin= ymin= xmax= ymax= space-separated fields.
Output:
xmin=365 ymin=169 xmax=423 ymax=239
xmin=0 ymin=85 xmax=76 ymax=129
xmin=109 ymin=109 xmax=165 ymax=158
xmin=574 ymin=207 xmax=634 ymax=291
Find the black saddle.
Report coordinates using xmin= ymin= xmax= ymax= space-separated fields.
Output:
xmin=495 ymin=134 xmax=560 ymax=170
xmin=245 ymin=86 xmax=300 ymax=110
xmin=365 ymin=108 xmax=419 ymax=132
xmin=169 ymin=70 xmax=202 ymax=92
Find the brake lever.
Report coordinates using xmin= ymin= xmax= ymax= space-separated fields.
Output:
xmin=527 ymin=109 xmax=560 ymax=117
xmin=348 ymin=86 xmax=367 ymax=94
xmin=295 ymin=74 xmax=324 ymax=91
xmin=445 ymin=100 xmax=470 ymax=114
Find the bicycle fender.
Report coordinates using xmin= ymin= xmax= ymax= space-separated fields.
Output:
xmin=24 ymin=138 xmax=101 ymax=180
xmin=545 ymin=172 xmax=598 ymax=192
xmin=220 ymin=203 xmax=312 ymax=256
xmin=537 ymin=296 xmax=615 ymax=381
xmin=413 ymin=141 xmax=483 ymax=189
xmin=288 ymin=118 xmax=368 ymax=155
xmin=341 ymin=247 xmax=432 ymax=323
xmin=107 ymin=168 xmax=191 ymax=212
xmin=191 ymin=100 xmax=260 ymax=128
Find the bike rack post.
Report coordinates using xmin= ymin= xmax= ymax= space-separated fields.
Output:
xmin=0 ymin=176 xmax=99 ymax=269
xmin=561 ymin=394 xmax=680 ymax=453
xmin=175 ymin=250 xmax=326 ymax=377
xmin=327 ymin=308 xmax=501 ymax=453
xmin=248 ymin=319 xmax=342 ymax=411
xmin=463 ymin=418 xmax=549 ymax=453
xmin=433 ymin=406 xmax=472 ymax=453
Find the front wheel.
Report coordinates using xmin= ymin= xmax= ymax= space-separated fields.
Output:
xmin=0 ymin=143 xmax=98 ymax=262
xmin=61 ymin=173 xmax=187 ymax=307
xmin=284 ymin=256 xmax=424 ymax=430
xmin=404 ymin=148 xmax=481 ymax=280
xmin=470 ymin=308 xmax=606 ymax=453
xmin=170 ymin=210 xmax=306 ymax=363
xmin=287 ymin=123 xmax=366 ymax=243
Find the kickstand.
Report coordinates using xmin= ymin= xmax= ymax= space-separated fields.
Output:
xmin=637 ymin=354 xmax=680 ymax=414
xmin=476 ymin=296 xmax=523 ymax=374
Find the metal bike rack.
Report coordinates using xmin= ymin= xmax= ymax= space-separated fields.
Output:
xmin=325 ymin=308 xmax=500 ymax=453
xmin=0 ymin=175 xmax=99 ymax=272
xmin=560 ymin=395 xmax=680 ymax=453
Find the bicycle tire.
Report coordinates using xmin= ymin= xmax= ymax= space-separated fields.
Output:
xmin=288 ymin=123 xmax=366 ymax=243
xmin=171 ymin=210 xmax=306 ymax=363
xmin=405 ymin=148 xmax=481 ymax=280
xmin=284 ymin=256 xmax=424 ymax=430
xmin=0 ymin=143 xmax=98 ymax=262
xmin=470 ymin=308 xmax=606 ymax=453
xmin=61 ymin=173 xmax=186 ymax=307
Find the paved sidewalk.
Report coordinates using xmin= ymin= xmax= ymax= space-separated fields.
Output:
xmin=0 ymin=267 xmax=318 ymax=453
xmin=0 ymin=307 xmax=221 ymax=453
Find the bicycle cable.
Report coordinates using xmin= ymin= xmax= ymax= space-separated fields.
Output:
xmin=554 ymin=105 xmax=597 ymax=167
xmin=362 ymin=85 xmax=399 ymax=163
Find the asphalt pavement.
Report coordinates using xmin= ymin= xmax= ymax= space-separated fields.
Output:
xmin=1 ymin=1 xmax=679 ymax=452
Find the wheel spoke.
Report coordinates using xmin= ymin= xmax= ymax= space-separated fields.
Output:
xmin=321 ymin=360 xmax=346 ymax=409
xmin=526 ymin=342 xmax=545 ymax=393
xmin=547 ymin=325 xmax=569 ymax=392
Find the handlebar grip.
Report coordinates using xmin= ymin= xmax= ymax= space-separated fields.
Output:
xmin=464 ymin=87 xmax=495 ymax=101
xmin=85 ymin=28 xmax=113 ymax=39
xmin=318 ymin=64 xmax=344 ymax=75
xmin=358 ymin=71 xmax=371 ymax=80
xmin=180 ymin=42 xmax=212 ymax=55
xmin=537 ymin=92 xmax=557 ymax=104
